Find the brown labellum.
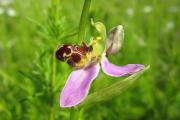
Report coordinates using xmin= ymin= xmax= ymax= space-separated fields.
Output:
xmin=56 ymin=42 xmax=92 ymax=68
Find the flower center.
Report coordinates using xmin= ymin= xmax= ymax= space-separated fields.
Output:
xmin=56 ymin=42 xmax=94 ymax=68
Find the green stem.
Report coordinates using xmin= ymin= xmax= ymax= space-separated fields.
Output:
xmin=70 ymin=107 xmax=79 ymax=120
xmin=49 ymin=0 xmax=59 ymax=119
xmin=49 ymin=49 xmax=57 ymax=120
xmin=78 ymin=0 xmax=91 ymax=42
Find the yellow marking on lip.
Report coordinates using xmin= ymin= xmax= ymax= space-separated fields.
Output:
xmin=63 ymin=52 xmax=72 ymax=58
xmin=62 ymin=46 xmax=74 ymax=58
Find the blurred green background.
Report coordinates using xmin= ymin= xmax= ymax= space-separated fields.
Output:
xmin=0 ymin=0 xmax=180 ymax=119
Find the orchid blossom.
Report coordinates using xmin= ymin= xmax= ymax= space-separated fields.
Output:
xmin=56 ymin=20 xmax=144 ymax=108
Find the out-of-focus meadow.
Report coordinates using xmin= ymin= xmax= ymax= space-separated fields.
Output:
xmin=0 ymin=0 xmax=180 ymax=119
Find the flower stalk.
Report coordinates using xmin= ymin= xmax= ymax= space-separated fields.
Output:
xmin=69 ymin=107 xmax=79 ymax=120
xmin=78 ymin=0 xmax=91 ymax=42
xmin=48 ymin=0 xmax=60 ymax=119
xmin=49 ymin=48 xmax=57 ymax=120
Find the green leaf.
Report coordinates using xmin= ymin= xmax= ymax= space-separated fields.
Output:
xmin=79 ymin=65 xmax=150 ymax=107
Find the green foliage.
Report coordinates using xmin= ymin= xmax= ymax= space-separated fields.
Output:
xmin=0 ymin=0 xmax=180 ymax=120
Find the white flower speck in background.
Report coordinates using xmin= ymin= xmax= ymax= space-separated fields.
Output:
xmin=0 ymin=0 xmax=17 ymax=17
xmin=165 ymin=21 xmax=175 ymax=32
xmin=134 ymin=35 xmax=146 ymax=47
xmin=0 ymin=7 xmax=4 ymax=15
xmin=126 ymin=7 xmax=134 ymax=17
xmin=6 ymin=8 xmax=17 ymax=17
xmin=0 ymin=0 xmax=13 ymax=6
xmin=143 ymin=5 xmax=153 ymax=13
xmin=168 ymin=6 xmax=179 ymax=13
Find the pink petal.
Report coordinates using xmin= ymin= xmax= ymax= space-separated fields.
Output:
xmin=101 ymin=56 xmax=144 ymax=77
xmin=60 ymin=64 xmax=100 ymax=107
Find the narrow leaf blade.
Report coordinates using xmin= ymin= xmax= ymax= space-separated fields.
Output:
xmin=79 ymin=65 xmax=150 ymax=107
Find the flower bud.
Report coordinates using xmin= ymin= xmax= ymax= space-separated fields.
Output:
xmin=106 ymin=25 xmax=124 ymax=55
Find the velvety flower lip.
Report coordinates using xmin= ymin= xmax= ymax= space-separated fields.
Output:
xmin=58 ymin=22 xmax=145 ymax=108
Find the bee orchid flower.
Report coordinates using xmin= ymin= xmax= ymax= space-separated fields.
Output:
xmin=56 ymin=20 xmax=145 ymax=108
